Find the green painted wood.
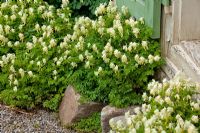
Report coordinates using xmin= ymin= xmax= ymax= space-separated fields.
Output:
xmin=162 ymin=0 xmax=171 ymax=6
xmin=116 ymin=0 xmax=164 ymax=38
xmin=147 ymin=0 xmax=161 ymax=39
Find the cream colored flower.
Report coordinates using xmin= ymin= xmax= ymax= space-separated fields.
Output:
xmin=188 ymin=124 xmax=198 ymax=133
xmin=121 ymin=54 xmax=128 ymax=64
xmin=121 ymin=6 xmax=128 ymax=15
xmin=154 ymin=55 xmax=161 ymax=62
xmin=32 ymin=36 xmax=37 ymax=44
xmin=114 ymin=50 xmax=121 ymax=58
xmin=28 ymin=71 xmax=33 ymax=77
xmin=139 ymin=56 xmax=146 ymax=65
xmin=0 ymin=61 xmax=3 ymax=67
xmin=62 ymin=0 xmax=69 ymax=7
xmin=114 ymin=65 xmax=118 ymax=72
xmin=92 ymin=44 xmax=98 ymax=52
xmin=94 ymin=71 xmax=99 ymax=76
xmin=42 ymin=59 xmax=46 ymax=64
xmin=19 ymin=68 xmax=25 ymax=77
xmin=95 ymin=3 xmax=106 ymax=16
xmin=133 ymin=28 xmax=140 ymax=37
xmin=30 ymin=60 xmax=34 ymax=64
xmin=50 ymin=39 xmax=56 ymax=47
xmin=14 ymin=41 xmax=19 ymax=47
xmin=43 ymin=46 xmax=48 ymax=53
xmin=13 ymin=79 xmax=18 ymax=86
xmin=10 ymin=14 xmax=17 ymax=21
xmin=13 ymin=86 xmax=17 ymax=92
xmin=4 ymin=25 xmax=10 ymax=34
xmin=11 ymin=5 xmax=18 ymax=12
xmin=71 ymin=62 xmax=77 ymax=68
xmin=110 ymin=62 xmax=115 ymax=69
xmin=57 ymin=61 xmax=61 ymax=66
xmin=107 ymin=28 xmax=115 ymax=37
xmin=53 ymin=70 xmax=57 ymax=75
xmin=18 ymin=33 xmax=24 ymax=41
xmin=26 ymin=42 xmax=34 ymax=50
xmin=98 ymin=67 xmax=103 ymax=73
xmin=85 ymin=61 xmax=90 ymax=68
xmin=139 ymin=17 xmax=145 ymax=24
xmin=79 ymin=54 xmax=84 ymax=61
xmin=191 ymin=115 xmax=198 ymax=123
xmin=29 ymin=8 xmax=34 ymax=15
xmin=37 ymin=61 xmax=41 ymax=66
xmin=134 ymin=107 xmax=141 ymax=115
xmin=142 ymin=41 xmax=148 ymax=49
xmin=105 ymin=42 xmax=113 ymax=53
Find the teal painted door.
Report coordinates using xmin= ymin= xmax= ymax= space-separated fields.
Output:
xmin=116 ymin=0 xmax=170 ymax=39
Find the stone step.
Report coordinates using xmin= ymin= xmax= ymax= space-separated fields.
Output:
xmin=162 ymin=57 xmax=180 ymax=79
xmin=168 ymin=41 xmax=200 ymax=82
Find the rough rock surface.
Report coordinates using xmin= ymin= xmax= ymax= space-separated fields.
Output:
xmin=0 ymin=104 xmax=74 ymax=133
xmin=101 ymin=105 xmax=139 ymax=133
xmin=59 ymin=85 xmax=104 ymax=126
xmin=109 ymin=115 xmax=127 ymax=129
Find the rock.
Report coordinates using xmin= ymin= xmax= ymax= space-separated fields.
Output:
xmin=110 ymin=116 xmax=126 ymax=125
xmin=101 ymin=105 xmax=140 ymax=133
xmin=59 ymin=85 xmax=104 ymax=126
xmin=109 ymin=116 xmax=127 ymax=130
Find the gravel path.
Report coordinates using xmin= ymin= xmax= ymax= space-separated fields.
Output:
xmin=0 ymin=104 xmax=75 ymax=133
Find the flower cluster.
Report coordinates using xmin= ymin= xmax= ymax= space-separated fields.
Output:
xmin=110 ymin=73 xmax=200 ymax=132
xmin=65 ymin=1 xmax=162 ymax=107
xmin=0 ymin=0 xmax=72 ymax=110
xmin=0 ymin=1 xmax=162 ymax=109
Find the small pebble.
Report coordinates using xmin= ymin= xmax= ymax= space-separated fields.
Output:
xmin=0 ymin=104 xmax=75 ymax=133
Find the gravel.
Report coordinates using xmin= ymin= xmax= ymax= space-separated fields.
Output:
xmin=0 ymin=104 xmax=75 ymax=133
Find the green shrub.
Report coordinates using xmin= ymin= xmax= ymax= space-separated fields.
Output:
xmin=0 ymin=0 xmax=72 ymax=110
xmin=0 ymin=1 xmax=162 ymax=110
xmin=69 ymin=112 xmax=102 ymax=133
xmin=110 ymin=73 xmax=200 ymax=133
xmin=44 ymin=0 xmax=62 ymax=8
xmin=66 ymin=2 xmax=163 ymax=107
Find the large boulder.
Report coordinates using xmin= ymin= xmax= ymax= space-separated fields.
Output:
xmin=101 ymin=105 xmax=139 ymax=133
xmin=59 ymin=85 xmax=104 ymax=125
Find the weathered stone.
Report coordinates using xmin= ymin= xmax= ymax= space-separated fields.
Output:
xmin=59 ymin=85 xmax=104 ymax=125
xmin=168 ymin=43 xmax=200 ymax=82
xmin=110 ymin=116 xmax=126 ymax=125
xmin=109 ymin=116 xmax=127 ymax=131
xmin=101 ymin=105 xmax=139 ymax=133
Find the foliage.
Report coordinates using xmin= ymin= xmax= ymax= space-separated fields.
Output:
xmin=66 ymin=2 xmax=163 ymax=107
xmin=44 ymin=0 xmax=109 ymax=18
xmin=110 ymin=73 xmax=200 ymax=133
xmin=0 ymin=0 xmax=72 ymax=110
xmin=44 ymin=0 xmax=62 ymax=8
xmin=69 ymin=112 xmax=102 ymax=133
xmin=0 ymin=0 xmax=162 ymax=110
xmin=69 ymin=0 xmax=109 ymax=17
